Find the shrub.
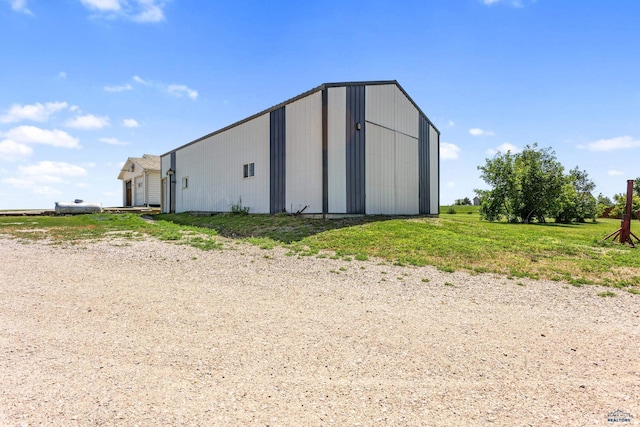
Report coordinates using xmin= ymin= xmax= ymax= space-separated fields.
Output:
xmin=230 ymin=197 xmax=250 ymax=215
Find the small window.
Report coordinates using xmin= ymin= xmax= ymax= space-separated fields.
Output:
xmin=182 ymin=176 xmax=189 ymax=189
xmin=243 ymin=162 xmax=255 ymax=178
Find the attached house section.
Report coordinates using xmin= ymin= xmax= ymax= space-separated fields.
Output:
xmin=117 ymin=154 xmax=161 ymax=207
xmin=161 ymin=81 xmax=439 ymax=216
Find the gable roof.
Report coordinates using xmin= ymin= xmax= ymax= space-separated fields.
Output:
xmin=162 ymin=80 xmax=439 ymax=157
xmin=117 ymin=154 xmax=160 ymax=180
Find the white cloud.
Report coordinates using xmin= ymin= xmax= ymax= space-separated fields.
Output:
xmin=446 ymin=181 xmax=455 ymax=188
xmin=481 ymin=0 xmax=531 ymax=6
xmin=132 ymin=76 xmax=198 ymax=100
xmin=1 ymin=177 xmax=60 ymax=194
xmin=441 ymin=142 xmax=461 ymax=160
xmin=133 ymin=75 xmax=150 ymax=85
xmin=469 ymin=128 xmax=496 ymax=137
xmin=0 ymin=139 xmax=33 ymax=162
xmin=104 ymin=83 xmax=133 ymax=92
xmin=122 ymin=118 xmax=139 ymax=128
xmin=3 ymin=126 xmax=80 ymax=148
xmin=20 ymin=161 xmax=88 ymax=177
xmin=486 ymin=143 xmax=520 ymax=156
xmin=0 ymin=101 xmax=68 ymax=123
xmin=80 ymin=1 xmax=167 ymax=23
xmin=5 ymin=0 xmax=32 ymax=14
xmin=580 ymin=136 xmax=640 ymax=152
xmin=58 ymin=71 xmax=67 ymax=79
xmin=447 ymin=120 xmax=455 ymax=127
xmin=2 ymin=160 xmax=88 ymax=196
xmin=167 ymin=84 xmax=198 ymax=100
xmin=132 ymin=0 xmax=165 ymax=22
xmin=80 ymin=0 xmax=121 ymax=12
xmin=65 ymin=114 xmax=110 ymax=129
xmin=100 ymin=137 xmax=129 ymax=145
xmin=607 ymin=170 xmax=625 ymax=176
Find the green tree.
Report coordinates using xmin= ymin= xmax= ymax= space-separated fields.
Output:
xmin=454 ymin=197 xmax=472 ymax=206
xmin=596 ymin=193 xmax=613 ymax=217
xmin=610 ymin=192 xmax=640 ymax=218
xmin=475 ymin=149 xmax=518 ymax=222
xmin=554 ymin=168 xmax=596 ymax=223
xmin=608 ymin=178 xmax=640 ymax=218
xmin=476 ymin=144 xmax=565 ymax=223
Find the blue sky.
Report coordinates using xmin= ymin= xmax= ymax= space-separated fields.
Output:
xmin=1 ymin=0 xmax=639 ymax=209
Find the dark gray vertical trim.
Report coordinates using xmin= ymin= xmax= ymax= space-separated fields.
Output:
xmin=346 ymin=85 xmax=366 ymax=214
xmin=436 ymin=129 xmax=440 ymax=214
xmin=170 ymin=151 xmax=176 ymax=213
xmin=322 ymin=89 xmax=328 ymax=216
xmin=270 ymin=107 xmax=286 ymax=214
xmin=418 ymin=115 xmax=430 ymax=214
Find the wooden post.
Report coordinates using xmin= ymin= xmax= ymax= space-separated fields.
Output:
xmin=603 ymin=179 xmax=640 ymax=247
xmin=620 ymin=180 xmax=633 ymax=244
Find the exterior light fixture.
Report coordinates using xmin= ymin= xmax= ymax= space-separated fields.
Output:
xmin=356 ymin=122 xmax=361 ymax=130
xmin=166 ymin=168 xmax=174 ymax=176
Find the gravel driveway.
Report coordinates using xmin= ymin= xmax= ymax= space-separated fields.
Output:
xmin=1 ymin=236 xmax=639 ymax=426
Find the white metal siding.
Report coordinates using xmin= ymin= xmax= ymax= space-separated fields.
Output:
xmin=365 ymin=84 xmax=418 ymax=139
xmin=429 ymin=124 xmax=439 ymax=214
xmin=366 ymin=125 xmax=396 ymax=214
xmin=395 ymin=133 xmax=419 ymax=215
xmin=176 ymin=114 xmax=271 ymax=213
xmin=394 ymin=87 xmax=419 ymax=139
xmin=365 ymin=83 xmax=420 ymax=215
xmin=285 ymin=91 xmax=323 ymax=214
xmin=121 ymin=180 xmax=127 ymax=206
xmin=365 ymin=125 xmax=419 ymax=215
xmin=147 ymin=171 xmax=161 ymax=205
xmin=134 ymin=175 xmax=145 ymax=206
xmin=327 ymin=87 xmax=346 ymax=213
xmin=365 ymin=85 xmax=395 ymax=131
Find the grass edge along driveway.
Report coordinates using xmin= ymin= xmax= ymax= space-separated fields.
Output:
xmin=0 ymin=211 xmax=638 ymax=293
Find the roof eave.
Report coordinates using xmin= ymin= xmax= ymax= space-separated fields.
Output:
xmin=161 ymin=80 xmax=439 ymax=157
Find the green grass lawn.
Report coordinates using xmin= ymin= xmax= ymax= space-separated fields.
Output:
xmin=1 ymin=210 xmax=638 ymax=291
